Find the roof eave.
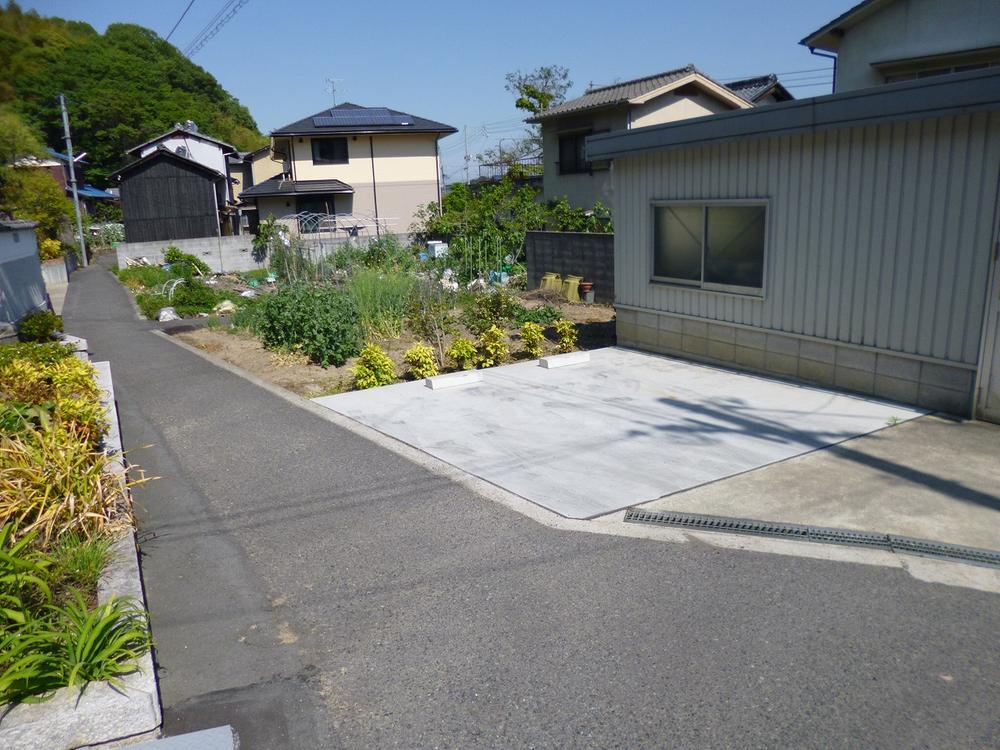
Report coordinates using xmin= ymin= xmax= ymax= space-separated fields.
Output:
xmin=270 ymin=126 xmax=457 ymax=137
xmin=586 ymin=67 xmax=1000 ymax=161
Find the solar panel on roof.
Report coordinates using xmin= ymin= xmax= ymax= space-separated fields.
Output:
xmin=311 ymin=107 xmax=413 ymax=128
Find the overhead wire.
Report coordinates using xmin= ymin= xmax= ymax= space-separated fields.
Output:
xmin=165 ymin=0 xmax=197 ymax=42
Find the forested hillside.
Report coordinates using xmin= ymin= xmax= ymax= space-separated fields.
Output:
xmin=0 ymin=1 xmax=265 ymax=185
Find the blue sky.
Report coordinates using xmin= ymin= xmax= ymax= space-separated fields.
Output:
xmin=27 ymin=0 xmax=847 ymax=181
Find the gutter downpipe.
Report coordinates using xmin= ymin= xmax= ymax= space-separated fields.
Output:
xmin=808 ymin=47 xmax=838 ymax=92
xmin=369 ymin=136 xmax=381 ymax=238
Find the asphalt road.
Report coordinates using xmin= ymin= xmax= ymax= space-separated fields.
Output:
xmin=63 ymin=261 xmax=1000 ymax=749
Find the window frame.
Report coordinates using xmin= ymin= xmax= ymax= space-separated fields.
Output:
xmin=557 ymin=130 xmax=592 ymax=175
xmin=310 ymin=137 xmax=349 ymax=165
xmin=649 ymin=199 xmax=769 ymax=298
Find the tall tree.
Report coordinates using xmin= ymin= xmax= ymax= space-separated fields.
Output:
xmin=479 ymin=66 xmax=573 ymax=172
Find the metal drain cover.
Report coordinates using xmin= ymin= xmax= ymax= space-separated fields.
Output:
xmin=623 ymin=508 xmax=1000 ymax=568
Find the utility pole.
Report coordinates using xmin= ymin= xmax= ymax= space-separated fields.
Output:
xmin=59 ymin=93 xmax=87 ymax=267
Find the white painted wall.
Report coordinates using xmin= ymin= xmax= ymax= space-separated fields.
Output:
xmin=834 ymin=0 xmax=1000 ymax=91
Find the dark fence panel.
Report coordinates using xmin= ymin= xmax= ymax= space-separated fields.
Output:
xmin=525 ymin=231 xmax=614 ymax=304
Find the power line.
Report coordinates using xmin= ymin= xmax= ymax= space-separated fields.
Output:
xmin=165 ymin=0 xmax=197 ymax=42
xmin=184 ymin=0 xmax=249 ymax=57
xmin=183 ymin=0 xmax=234 ymax=52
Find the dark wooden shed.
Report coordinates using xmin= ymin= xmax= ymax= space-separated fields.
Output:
xmin=112 ymin=147 xmax=225 ymax=243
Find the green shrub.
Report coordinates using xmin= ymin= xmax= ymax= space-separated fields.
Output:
xmin=257 ymin=284 xmax=361 ymax=367
xmin=445 ymin=337 xmax=477 ymax=370
xmin=352 ymin=343 xmax=396 ymax=389
xmin=363 ymin=235 xmax=414 ymax=271
xmin=115 ymin=266 xmax=170 ymax=291
xmin=347 ymin=269 xmax=416 ymax=339
xmin=18 ymin=311 xmax=63 ymax=342
xmin=162 ymin=246 xmax=210 ymax=278
xmin=170 ymin=281 xmax=221 ymax=315
xmin=0 ymin=342 xmax=74 ymax=368
xmin=409 ymin=280 xmax=456 ymax=366
xmin=403 ymin=343 xmax=438 ymax=379
xmin=476 ymin=325 xmax=509 ymax=368
xmin=241 ymin=268 xmax=271 ymax=284
xmin=463 ymin=289 xmax=522 ymax=334
xmin=554 ymin=318 xmax=578 ymax=353
xmin=135 ymin=293 xmax=169 ymax=320
xmin=514 ymin=304 xmax=560 ymax=327
xmin=38 ymin=238 xmax=63 ymax=261
xmin=519 ymin=322 xmax=545 ymax=358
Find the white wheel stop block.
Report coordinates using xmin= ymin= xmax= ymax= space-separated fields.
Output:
xmin=425 ymin=370 xmax=484 ymax=390
xmin=539 ymin=351 xmax=590 ymax=369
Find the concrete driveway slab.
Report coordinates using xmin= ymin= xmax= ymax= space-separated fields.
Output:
xmin=314 ymin=347 xmax=923 ymax=518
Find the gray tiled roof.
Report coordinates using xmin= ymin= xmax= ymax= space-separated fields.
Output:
xmin=272 ymin=102 xmax=457 ymax=136
xmin=126 ymin=127 xmax=237 ymax=156
xmin=110 ymin=146 xmax=227 ymax=181
xmin=0 ymin=218 xmax=37 ymax=231
xmin=724 ymin=74 xmax=789 ymax=103
xmin=528 ymin=65 xmax=751 ymax=122
xmin=239 ymin=177 xmax=353 ymax=199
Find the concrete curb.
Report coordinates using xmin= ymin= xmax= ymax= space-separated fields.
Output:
xmin=0 ymin=360 xmax=162 ymax=748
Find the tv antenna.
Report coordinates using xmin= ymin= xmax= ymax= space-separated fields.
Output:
xmin=325 ymin=77 xmax=344 ymax=106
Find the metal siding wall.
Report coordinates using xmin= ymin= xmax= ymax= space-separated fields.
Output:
xmin=614 ymin=111 xmax=1000 ymax=365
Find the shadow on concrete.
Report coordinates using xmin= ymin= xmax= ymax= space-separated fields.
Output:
xmin=655 ymin=397 xmax=1000 ymax=514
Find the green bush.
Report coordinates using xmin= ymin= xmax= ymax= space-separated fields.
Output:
xmin=115 ymin=265 xmax=171 ymax=291
xmin=162 ymin=246 xmax=211 ymax=278
xmin=514 ymin=304 xmax=560 ymax=327
xmin=363 ymin=235 xmax=415 ymax=271
xmin=554 ymin=318 xmax=578 ymax=353
xmin=519 ymin=321 xmax=545 ymax=358
xmin=18 ymin=310 xmax=63 ymax=342
xmin=352 ymin=343 xmax=396 ymax=389
xmin=463 ymin=289 xmax=522 ymax=335
xmin=476 ymin=325 xmax=509 ymax=368
xmin=170 ymin=281 xmax=222 ymax=315
xmin=256 ymin=284 xmax=361 ymax=367
xmin=445 ymin=337 xmax=477 ymax=370
xmin=38 ymin=238 xmax=63 ymax=261
xmin=0 ymin=342 xmax=74 ymax=368
xmin=403 ymin=343 xmax=438 ymax=379
xmin=347 ymin=269 xmax=416 ymax=339
xmin=135 ymin=293 xmax=169 ymax=320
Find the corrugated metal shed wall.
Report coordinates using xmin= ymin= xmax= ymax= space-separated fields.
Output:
xmin=613 ymin=111 xmax=1000 ymax=366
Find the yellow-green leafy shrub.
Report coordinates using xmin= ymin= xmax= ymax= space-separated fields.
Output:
xmin=445 ymin=337 xmax=477 ymax=371
xmin=554 ymin=318 xmax=578 ymax=353
xmin=352 ymin=344 xmax=396 ymax=390
xmin=0 ymin=357 xmax=98 ymax=404
xmin=38 ymin=238 xmax=63 ymax=261
xmin=519 ymin=322 xmax=545 ymax=359
xmin=476 ymin=325 xmax=509 ymax=368
xmin=403 ymin=343 xmax=438 ymax=379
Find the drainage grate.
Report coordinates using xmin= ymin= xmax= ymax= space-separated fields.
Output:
xmin=623 ymin=508 xmax=1000 ymax=568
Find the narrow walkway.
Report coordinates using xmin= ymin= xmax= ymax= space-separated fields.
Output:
xmin=63 ymin=261 xmax=1000 ymax=749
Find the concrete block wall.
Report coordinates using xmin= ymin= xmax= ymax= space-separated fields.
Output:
xmin=116 ymin=235 xmax=258 ymax=274
xmin=525 ymin=231 xmax=614 ymax=303
xmin=617 ymin=307 xmax=975 ymax=416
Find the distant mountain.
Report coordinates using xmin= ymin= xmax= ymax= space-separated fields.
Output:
xmin=0 ymin=2 xmax=265 ymax=185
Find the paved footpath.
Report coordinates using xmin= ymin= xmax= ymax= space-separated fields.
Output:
xmin=63 ymin=262 xmax=1000 ymax=749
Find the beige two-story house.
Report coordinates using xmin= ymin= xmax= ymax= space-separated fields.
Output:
xmin=527 ymin=65 xmax=792 ymax=209
xmin=240 ymin=103 xmax=456 ymax=235
xmin=801 ymin=0 xmax=1000 ymax=91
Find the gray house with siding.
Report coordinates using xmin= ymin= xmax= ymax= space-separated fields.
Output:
xmin=0 ymin=219 xmax=46 ymax=338
xmin=587 ymin=68 xmax=1000 ymax=422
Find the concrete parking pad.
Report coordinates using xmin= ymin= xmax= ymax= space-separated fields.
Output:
xmin=314 ymin=348 xmax=923 ymax=519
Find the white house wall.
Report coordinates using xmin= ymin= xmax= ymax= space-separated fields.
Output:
xmin=834 ymin=0 xmax=1000 ymax=91
xmin=614 ymin=111 xmax=1000 ymax=372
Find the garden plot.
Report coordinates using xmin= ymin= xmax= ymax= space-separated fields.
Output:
xmin=314 ymin=347 xmax=924 ymax=519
